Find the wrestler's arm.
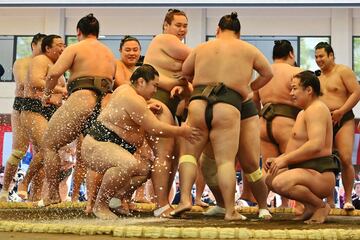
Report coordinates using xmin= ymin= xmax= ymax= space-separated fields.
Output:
xmin=252 ymin=91 xmax=262 ymax=112
xmin=338 ymin=66 xmax=360 ymax=113
xmin=182 ymin=49 xmax=195 ymax=80
xmin=250 ymin=49 xmax=273 ymax=91
xmin=28 ymin=57 xmax=48 ymax=91
xmin=162 ymin=35 xmax=192 ymax=61
xmin=53 ymin=76 xmax=67 ymax=95
xmin=282 ymin=107 xmax=329 ymax=165
xmin=45 ymin=46 xmax=75 ymax=91
xmin=128 ymin=96 xmax=186 ymax=138
xmin=114 ymin=62 xmax=129 ymax=88
xmin=12 ymin=58 xmax=26 ymax=83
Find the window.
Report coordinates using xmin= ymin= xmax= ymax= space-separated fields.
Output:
xmin=353 ymin=36 xmax=360 ymax=80
xmin=0 ymin=36 xmax=14 ymax=82
xmin=16 ymin=36 xmax=33 ymax=59
xmin=0 ymin=35 xmax=39 ymax=82
xmin=299 ymin=36 xmax=330 ymax=71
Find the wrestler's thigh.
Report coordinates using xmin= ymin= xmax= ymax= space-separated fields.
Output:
xmin=146 ymin=99 xmax=176 ymax=156
xmin=201 ymin=143 xmax=214 ymax=160
xmin=150 ymin=98 xmax=174 ymax=124
xmin=237 ymin=116 xmax=260 ymax=173
xmin=210 ymin=103 xmax=240 ymax=164
xmin=81 ymin=136 xmax=138 ymax=175
xmin=133 ymin=142 xmax=153 ymax=176
xmin=44 ymin=91 xmax=97 ymax=149
xmin=26 ymin=112 xmax=48 ymax=148
xmin=273 ymin=168 xmax=335 ymax=198
xmin=11 ymin=110 xmax=29 ymax=151
xmin=272 ymin=117 xmax=295 ymax=153
xmin=182 ymin=100 xmax=209 ymax=158
xmin=260 ymin=140 xmax=280 ymax=162
xmin=334 ymin=119 xmax=355 ymax=163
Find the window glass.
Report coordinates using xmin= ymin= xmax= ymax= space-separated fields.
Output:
xmin=299 ymin=36 xmax=330 ymax=71
xmin=16 ymin=36 xmax=33 ymax=59
xmin=353 ymin=37 xmax=360 ymax=80
xmin=0 ymin=36 xmax=14 ymax=81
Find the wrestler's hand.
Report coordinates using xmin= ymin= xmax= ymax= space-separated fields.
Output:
xmin=173 ymin=73 xmax=189 ymax=85
xmin=180 ymin=122 xmax=202 ymax=144
xmin=41 ymin=93 xmax=52 ymax=107
xmin=263 ymin=158 xmax=274 ymax=172
xmin=61 ymin=89 xmax=68 ymax=100
xmin=148 ymin=102 xmax=163 ymax=115
xmin=170 ymin=86 xmax=184 ymax=98
xmin=269 ymin=156 xmax=287 ymax=176
xmin=331 ymin=109 xmax=344 ymax=126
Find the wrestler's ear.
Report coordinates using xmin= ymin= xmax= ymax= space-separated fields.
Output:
xmin=163 ymin=22 xmax=169 ymax=32
xmin=137 ymin=77 xmax=145 ymax=86
xmin=305 ymin=86 xmax=313 ymax=95
xmin=215 ymin=27 xmax=220 ymax=36
xmin=289 ymin=51 xmax=295 ymax=59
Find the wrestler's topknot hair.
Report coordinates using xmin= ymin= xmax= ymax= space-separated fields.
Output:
xmin=31 ymin=33 xmax=46 ymax=50
xmin=218 ymin=12 xmax=241 ymax=34
xmin=41 ymin=34 xmax=62 ymax=53
xmin=293 ymin=70 xmax=323 ymax=97
xmin=315 ymin=41 xmax=334 ymax=57
xmin=130 ymin=64 xmax=159 ymax=84
xmin=230 ymin=12 xmax=238 ymax=19
xmin=273 ymin=40 xmax=294 ymax=60
xmin=120 ymin=35 xmax=141 ymax=50
xmin=77 ymin=13 xmax=99 ymax=38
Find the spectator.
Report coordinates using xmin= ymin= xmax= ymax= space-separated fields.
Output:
xmin=0 ymin=64 xmax=4 ymax=79
xmin=352 ymin=181 xmax=360 ymax=209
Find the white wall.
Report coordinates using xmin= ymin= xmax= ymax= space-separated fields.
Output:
xmin=0 ymin=7 xmax=358 ymax=116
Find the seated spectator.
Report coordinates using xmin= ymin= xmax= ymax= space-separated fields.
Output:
xmin=352 ymin=181 xmax=360 ymax=210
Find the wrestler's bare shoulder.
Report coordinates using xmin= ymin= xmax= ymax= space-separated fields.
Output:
xmin=275 ymin=64 xmax=301 ymax=73
xmin=152 ymin=33 xmax=180 ymax=43
xmin=13 ymin=58 xmax=31 ymax=79
xmin=114 ymin=85 xmax=145 ymax=101
xmin=335 ymin=64 xmax=352 ymax=72
xmin=305 ymin=100 xmax=330 ymax=116
xmin=33 ymin=54 xmax=51 ymax=63
xmin=14 ymin=57 xmax=31 ymax=67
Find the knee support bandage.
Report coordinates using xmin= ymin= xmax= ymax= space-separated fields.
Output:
xmin=179 ymin=154 xmax=197 ymax=166
xmin=7 ymin=149 xmax=26 ymax=166
xmin=200 ymin=153 xmax=218 ymax=187
xmin=245 ymin=168 xmax=262 ymax=183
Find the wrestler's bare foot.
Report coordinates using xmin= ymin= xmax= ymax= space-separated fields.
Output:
xmin=294 ymin=202 xmax=305 ymax=216
xmin=17 ymin=182 xmax=28 ymax=200
xmin=36 ymin=190 xmax=62 ymax=207
xmin=195 ymin=199 xmax=209 ymax=208
xmin=134 ymin=196 xmax=152 ymax=203
xmin=170 ymin=202 xmax=192 ymax=218
xmin=224 ymin=210 xmax=247 ymax=221
xmin=93 ymin=204 xmax=119 ymax=220
xmin=111 ymin=201 xmax=132 ymax=216
xmin=293 ymin=204 xmax=314 ymax=221
xmin=111 ymin=206 xmax=132 ymax=216
xmin=0 ymin=190 xmax=9 ymax=202
xmin=35 ymin=197 xmax=61 ymax=208
xmin=85 ymin=202 xmax=94 ymax=215
xmin=304 ymin=203 xmax=330 ymax=224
